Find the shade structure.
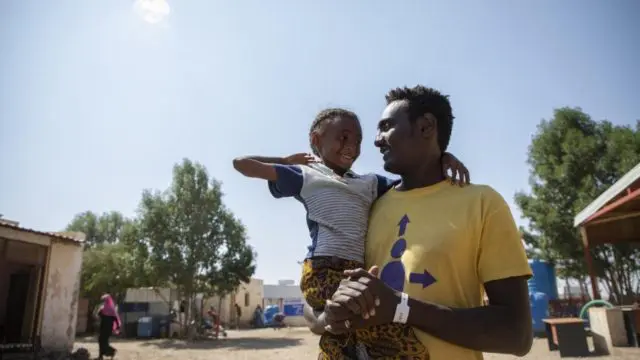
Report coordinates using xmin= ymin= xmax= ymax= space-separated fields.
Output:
xmin=574 ymin=162 xmax=640 ymax=299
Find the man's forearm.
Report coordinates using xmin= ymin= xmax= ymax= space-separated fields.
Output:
xmin=406 ymin=298 xmax=532 ymax=356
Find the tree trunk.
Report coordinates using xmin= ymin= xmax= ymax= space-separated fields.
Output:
xmin=601 ymin=277 xmax=613 ymax=302
xmin=184 ymin=291 xmax=195 ymax=341
xmin=608 ymin=268 xmax=622 ymax=303
xmin=578 ymin=277 xmax=588 ymax=301
xmin=217 ymin=295 xmax=223 ymax=325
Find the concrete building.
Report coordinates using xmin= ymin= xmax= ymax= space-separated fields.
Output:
xmin=203 ymin=278 xmax=264 ymax=327
xmin=120 ymin=279 xmax=307 ymax=330
xmin=120 ymin=279 xmax=265 ymax=331
xmin=0 ymin=220 xmax=84 ymax=352
xmin=263 ymin=280 xmax=306 ymax=326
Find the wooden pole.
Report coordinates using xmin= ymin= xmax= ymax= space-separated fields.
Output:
xmin=580 ymin=226 xmax=601 ymax=300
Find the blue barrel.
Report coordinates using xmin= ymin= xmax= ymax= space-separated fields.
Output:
xmin=528 ymin=260 xmax=558 ymax=300
xmin=529 ymin=284 xmax=550 ymax=333
xmin=157 ymin=316 xmax=169 ymax=338
xmin=137 ymin=316 xmax=153 ymax=338
xmin=150 ymin=316 xmax=164 ymax=337
xmin=264 ymin=305 xmax=279 ymax=325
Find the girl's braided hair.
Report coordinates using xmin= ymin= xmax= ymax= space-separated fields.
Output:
xmin=308 ymin=108 xmax=359 ymax=156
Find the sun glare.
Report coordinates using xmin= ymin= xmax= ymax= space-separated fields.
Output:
xmin=133 ymin=0 xmax=170 ymax=24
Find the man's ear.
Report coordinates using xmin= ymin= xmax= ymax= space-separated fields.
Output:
xmin=310 ymin=131 xmax=321 ymax=153
xmin=416 ymin=113 xmax=438 ymax=139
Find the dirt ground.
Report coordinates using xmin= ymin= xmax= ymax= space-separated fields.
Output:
xmin=75 ymin=327 xmax=640 ymax=360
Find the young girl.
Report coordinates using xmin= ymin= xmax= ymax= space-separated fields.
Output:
xmin=233 ymin=108 xmax=468 ymax=359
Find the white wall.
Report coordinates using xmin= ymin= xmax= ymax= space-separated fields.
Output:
xmin=264 ymin=284 xmax=302 ymax=299
xmin=40 ymin=241 xmax=83 ymax=351
xmin=125 ymin=287 xmax=178 ymax=304
xmin=201 ymin=278 xmax=264 ymax=327
xmin=203 ymin=294 xmax=232 ymax=324
xmin=233 ymin=278 xmax=264 ymax=325
xmin=263 ymin=283 xmax=306 ymax=326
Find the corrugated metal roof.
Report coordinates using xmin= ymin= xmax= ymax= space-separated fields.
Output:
xmin=0 ymin=221 xmax=85 ymax=244
xmin=574 ymin=161 xmax=640 ymax=227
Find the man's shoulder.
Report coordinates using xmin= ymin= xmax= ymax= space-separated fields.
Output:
xmin=456 ymin=183 xmax=502 ymax=199
xmin=449 ymin=184 xmax=513 ymax=223
xmin=459 ymin=183 xmax=507 ymax=207
xmin=375 ymin=182 xmax=502 ymax=199
xmin=374 ymin=183 xmax=507 ymax=212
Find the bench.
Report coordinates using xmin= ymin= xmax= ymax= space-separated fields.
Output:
xmin=0 ymin=342 xmax=37 ymax=359
xmin=543 ymin=318 xmax=590 ymax=358
xmin=621 ymin=308 xmax=640 ymax=347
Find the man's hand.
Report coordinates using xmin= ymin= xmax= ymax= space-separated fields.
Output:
xmin=442 ymin=152 xmax=470 ymax=186
xmin=324 ymin=266 xmax=399 ymax=333
xmin=284 ymin=153 xmax=318 ymax=165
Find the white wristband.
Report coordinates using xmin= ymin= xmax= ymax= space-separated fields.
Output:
xmin=392 ymin=292 xmax=410 ymax=324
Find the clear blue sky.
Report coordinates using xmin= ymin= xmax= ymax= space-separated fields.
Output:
xmin=1 ymin=1 xmax=639 ymax=285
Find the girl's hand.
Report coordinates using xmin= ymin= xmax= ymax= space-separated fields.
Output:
xmin=284 ymin=153 xmax=318 ymax=165
xmin=324 ymin=266 xmax=397 ymax=333
xmin=442 ymin=152 xmax=470 ymax=186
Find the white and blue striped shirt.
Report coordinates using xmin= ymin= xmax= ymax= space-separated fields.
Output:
xmin=268 ymin=163 xmax=395 ymax=263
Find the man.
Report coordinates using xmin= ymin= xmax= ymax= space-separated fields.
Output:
xmin=304 ymin=85 xmax=533 ymax=359
xmin=235 ymin=303 xmax=242 ymax=329
xmin=207 ymin=305 xmax=218 ymax=324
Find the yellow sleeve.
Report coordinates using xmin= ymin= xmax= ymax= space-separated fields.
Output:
xmin=478 ymin=188 xmax=532 ymax=283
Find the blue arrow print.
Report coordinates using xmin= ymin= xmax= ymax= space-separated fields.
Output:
xmin=409 ymin=270 xmax=437 ymax=288
xmin=398 ymin=214 xmax=410 ymax=236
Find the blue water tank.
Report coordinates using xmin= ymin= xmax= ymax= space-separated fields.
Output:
xmin=150 ymin=316 xmax=165 ymax=337
xmin=264 ymin=305 xmax=279 ymax=325
xmin=528 ymin=283 xmax=550 ymax=333
xmin=528 ymin=259 xmax=558 ymax=300
xmin=137 ymin=316 xmax=153 ymax=338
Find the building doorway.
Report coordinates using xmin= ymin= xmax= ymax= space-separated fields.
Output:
xmin=0 ymin=238 xmax=47 ymax=343
xmin=4 ymin=270 xmax=32 ymax=342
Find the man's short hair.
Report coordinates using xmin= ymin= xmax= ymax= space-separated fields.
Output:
xmin=385 ymin=85 xmax=454 ymax=152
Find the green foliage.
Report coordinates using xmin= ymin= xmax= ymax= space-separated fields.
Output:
xmin=515 ymin=107 xmax=640 ymax=300
xmin=137 ymin=159 xmax=256 ymax=317
xmin=68 ymin=159 xmax=255 ymax=322
xmin=66 ymin=211 xmax=131 ymax=248
xmin=66 ymin=211 xmax=150 ymax=302
xmin=206 ymin=211 xmax=255 ymax=298
xmin=81 ymin=243 xmax=144 ymax=302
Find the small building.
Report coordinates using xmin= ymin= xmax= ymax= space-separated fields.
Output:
xmin=203 ymin=278 xmax=264 ymax=327
xmin=124 ymin=287 xmax=179 ymax=315
xmin=263 ymin=280 xmax=306 ymax=326
xmin=0 ymin=220 xmax=84 ymax=352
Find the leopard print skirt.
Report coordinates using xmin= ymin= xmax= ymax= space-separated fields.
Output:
xmin=301 ymin=258 xmax=429 ymax=359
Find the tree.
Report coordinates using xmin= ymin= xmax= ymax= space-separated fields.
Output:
xmin=515 ymin=108 xmax=640 ymax=302
xmin=66 ymin=211 xmax=151 ymax=308
xmin=81 ymin=243 xmax=143 ymax=302
xmin=66 ymin=211 xmax=131 ymax=248
xmin=137 ymin=159 xmax=256 ymax=328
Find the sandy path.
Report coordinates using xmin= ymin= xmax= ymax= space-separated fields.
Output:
xmin=74 ymin=327 xmax=640 ymax=360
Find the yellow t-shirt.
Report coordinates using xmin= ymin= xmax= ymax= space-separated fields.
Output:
xmin=365 ymin=181 xmax=532 ymax=360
